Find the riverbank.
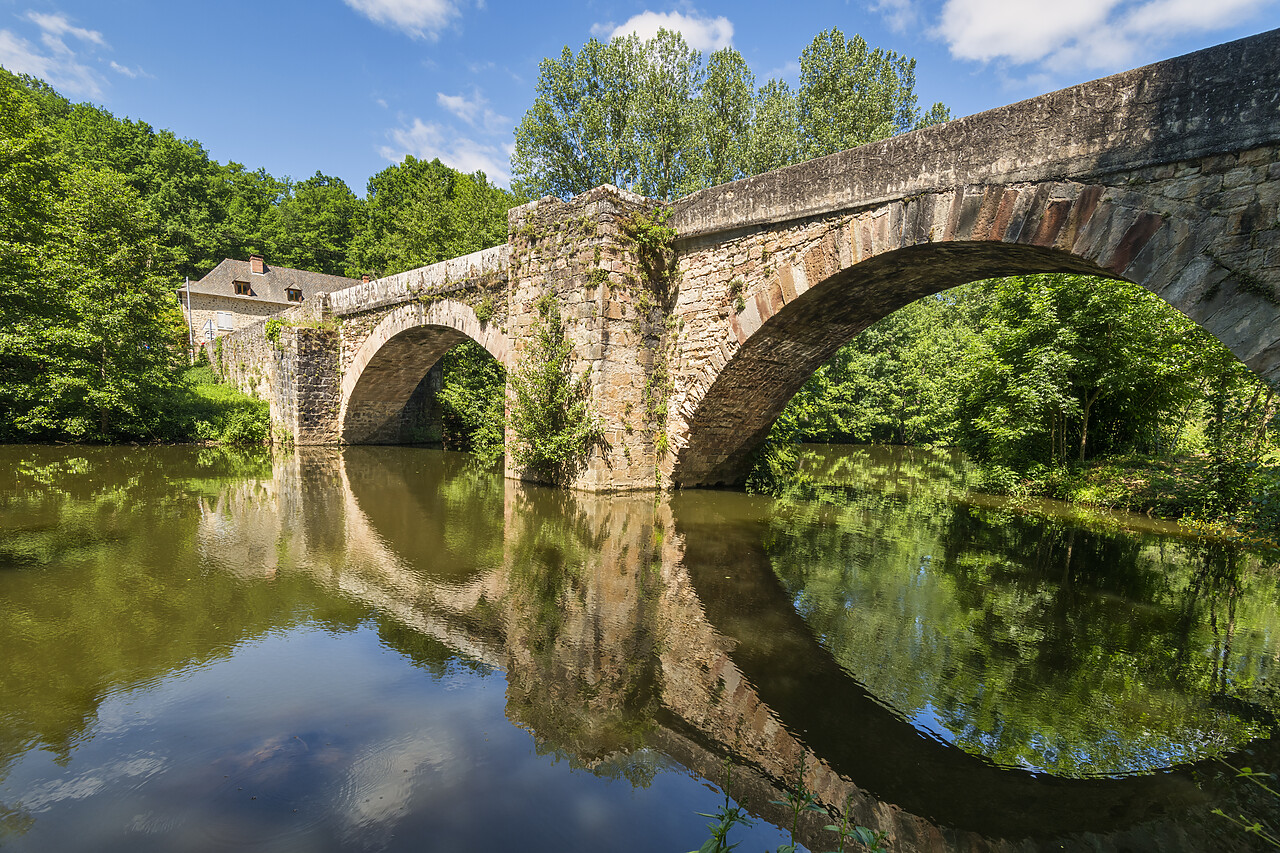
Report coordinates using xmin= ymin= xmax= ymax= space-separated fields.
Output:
xmin=973 ymin=453 xmax=1280 ymax=550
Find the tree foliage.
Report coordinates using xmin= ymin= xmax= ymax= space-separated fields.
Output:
xmin=0 ymin=72 xmax=184 ymax=441
xmin=796 ymin=28 xmax=920 ymax=158
xmin=347 ymin=155 xmax=517 ymax=278
xmin=508 ymin=295 xmax=601 ymax=484
xmin=512 ymin=27 xmax=949 ymax=200
xmin=0 ymin=65 xmax=519 ymax=443
xmin=260 ymin=171 xmax=359 ymax=277
xmin=438 ymin=341 xmax=506 ymax=463
xmin=763 ymin=273 xmax=1279 ymax=536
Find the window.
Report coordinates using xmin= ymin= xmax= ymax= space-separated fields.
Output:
xmin=286 ymin=288 xmax=303 ymax=303
xmin=234 ymin=281 xmax=252 ymax=296
xmin=217 ymin=311 xmax=234 ymax=331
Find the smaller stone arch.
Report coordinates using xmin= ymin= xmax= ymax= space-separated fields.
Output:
xmin=339 ymin=300 xmax=509 ymax=445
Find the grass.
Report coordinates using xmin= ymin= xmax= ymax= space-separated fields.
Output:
xmin=171 ymin=365 xmax=270 ymax=445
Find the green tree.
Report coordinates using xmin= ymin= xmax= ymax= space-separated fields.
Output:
xmin=6 ymin=162 xmax=183 ymax=440
xmin=628 ymin=29 xmax=704 ymax=200
xmin=348 ymin=156 xmax=514 ymax=277
xmin=914 ymin=101 xmax=953 ymax=130
xmin=797 ymin=28 xmax=921 ymax=159
xmin=513 ymin=28 xmax=940 ymax=198
xmin=263 ymin=171 xmax=361 ymax=276
xmin=955 ymin=275 xmax=1208 ymax=468
xmin=781 ymin=291 xmax=980 ymax=446
xmin=511 ymin=37 xmax=643 ymax=200
xmin=695 ymin=47 xmax=755 ymax=187
xmin=438 ymin=341 xmax=506 ymax=462
xmin=743 ymin=79 xmax=800 ymax=176
xmin=220 ymin=162 xmax=287 ymax=262
xmin=0 ymin=73 xmax=64 ymax=438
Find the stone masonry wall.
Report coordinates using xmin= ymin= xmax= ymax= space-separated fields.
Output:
xmin=506 ymin=185 xmax=674 ymax=491
xmin=663 ymin=141 xmax=1280 ymax=486
xmin=209 ymin=296 xmax=340 ymax=444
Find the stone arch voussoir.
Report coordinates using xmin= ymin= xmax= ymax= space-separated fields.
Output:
xmin=339 ymin=300 xmax=510 ymax=445
xmin=667 ymin=179 xmax=1279 ymax=487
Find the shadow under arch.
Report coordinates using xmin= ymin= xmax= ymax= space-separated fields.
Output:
xmin=339 ymin=299 xmax=509 ymax=444
xmin=668 ymin=180 xmax=1279 ymax=487
xmin=668 ymin=490 xmax=1280 ymax=843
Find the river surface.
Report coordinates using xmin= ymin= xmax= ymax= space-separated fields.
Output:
xmin=1 ymin=444 xmax=1279 ymax=852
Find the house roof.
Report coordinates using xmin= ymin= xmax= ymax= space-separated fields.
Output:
xmin=183 ymin=258 xmax=360 ymax=305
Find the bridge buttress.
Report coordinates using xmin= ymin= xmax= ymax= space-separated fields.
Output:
xmin=506 ymin=186 xmax=676 ymax=491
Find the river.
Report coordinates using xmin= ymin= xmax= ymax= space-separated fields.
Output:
xmin=1 ymin=444 xmax=1278 ymax=851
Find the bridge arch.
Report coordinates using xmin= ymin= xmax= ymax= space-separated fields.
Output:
xmin=339 ymin=299 xmax=509 ymax=445
xmin=667 ymin=178 xmax=1280 ymax=487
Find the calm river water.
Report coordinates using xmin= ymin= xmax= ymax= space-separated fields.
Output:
xmin=1 ymin=444 xmax=1278 ymax=852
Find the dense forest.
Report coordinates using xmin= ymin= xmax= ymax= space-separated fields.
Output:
xmin=0 ymin=65 xmax=517 ymax=443
xmin=1 ymin=27 xmax=1276 ymax=541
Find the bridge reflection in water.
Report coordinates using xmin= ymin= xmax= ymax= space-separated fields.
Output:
xmin=252 ymin=446 xmax=1278 ymax=852
xmin=3 ymin=445 xmax=1278 ymax=851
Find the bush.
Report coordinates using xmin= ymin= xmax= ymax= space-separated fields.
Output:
xmin=165 ymin=366 xmax=270 ymax=445
xmin=438 ymin=340 xmax=506 ymax=463
xmin=508 ymin=294 xmax=601 ymax=484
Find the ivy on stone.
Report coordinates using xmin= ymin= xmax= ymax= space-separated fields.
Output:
xmin=508 ymin=294 xmax=602 ymax=485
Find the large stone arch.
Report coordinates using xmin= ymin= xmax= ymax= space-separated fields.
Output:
xmin=339 ymin=300 xmax=509 ymax=445
xmin=667 ymin=179 xmax=1280 ymax=487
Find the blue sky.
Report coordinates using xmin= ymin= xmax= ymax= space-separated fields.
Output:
xmin=1 ymin=0 xmax=1276 ymax=195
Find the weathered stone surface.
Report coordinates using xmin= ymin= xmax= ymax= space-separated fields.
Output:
xmin=212 ymin=29 xmax=1280 ymax=491
xmin=505 ymin=185 xmax=671 ymax=491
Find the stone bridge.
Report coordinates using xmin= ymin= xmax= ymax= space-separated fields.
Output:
xmin=215 ymin=29 xmax=1280 ymax=491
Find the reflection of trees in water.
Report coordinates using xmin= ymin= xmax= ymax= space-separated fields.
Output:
xmin=8 ymin=444 xmax=1280 ymax=850
xmin=0 ymin=446 xmax=364 ymax=839
xmin=761 ymin=447 xmax=1280 ymax=776
xmin=1172 ymin=544 xmax=1280 ymax=724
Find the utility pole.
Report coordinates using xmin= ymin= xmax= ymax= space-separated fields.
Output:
xmin=183 ymin=277 xmax=196 ymax=364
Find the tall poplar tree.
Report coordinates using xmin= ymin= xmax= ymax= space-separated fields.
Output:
xmin=511 ymin=28 xmax=947 ymax=200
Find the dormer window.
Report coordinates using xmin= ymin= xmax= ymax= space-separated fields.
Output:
xmin=234 ymin=281 xmax=252 ymax=296
xmin=286 ymin=288 xmax=303 ymax=303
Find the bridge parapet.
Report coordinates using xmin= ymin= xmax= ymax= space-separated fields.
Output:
xmin=671 ymin=28 xmax=1280 ymax=241
xmin=328 ymin=244 xmax=510 ymax=318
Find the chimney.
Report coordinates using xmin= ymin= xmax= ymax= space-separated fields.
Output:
xmin=361 ymin=274 xmax=370 ymax=283
xmin=250 ymin=255 xmax=265 ymax=275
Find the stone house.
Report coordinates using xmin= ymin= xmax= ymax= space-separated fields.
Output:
xmin=179 ymin=255 xmax=362 ymax=343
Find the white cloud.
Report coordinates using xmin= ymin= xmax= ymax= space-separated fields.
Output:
xmin=592 ymin=10 xmax=734 ymax=52
xmin=0 ymin=15 xmax=104 ymax=97
xmin=1123 ymin=0 xmax=1272 ymax=34
xmin=109 ymin=60 xmax=150 ymax=78
xmin=24 ymin=11 xmax=105 ymax=47
xmin=935 ymin=0 xmax=1277 ymax=72
xmin=937 ymin=0 xmax=1120 ymax=64
xmin=436 ymin=89 xmax=509 ymax=134
xmin=868 ymin=0 xmax=918 ymax=33
xmin=380 ymin=118 xmax=512 ymax=185
xmin=343 ymin=0 xmax=460 ymax=39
